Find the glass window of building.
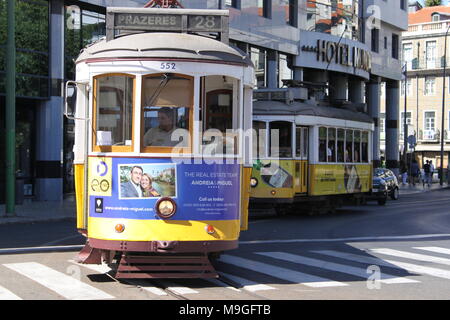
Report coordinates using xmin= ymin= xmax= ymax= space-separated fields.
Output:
xmin=278 ymin=53 xmax=293 ymax=87
xmin=371 ymin=28 xmax=379 ymax=53
xmin=424 ymin=111 xmax=435 ymax=132
xmin=224 ymin=0 xmax=239 ymax=9
xmin=64 ymin=5 xmax=106 ymax=81
xmin=392 ymin=34 xmax=399 ymax=59
xmin=257 ymin=0 xmax=271 ymax=18
xmin=403 ymin=43 xmax=413 ymax=69
xmin=424 ymin=77 xmax=435 ymax=95
xmin=94 ymin=74 xmax=134 ymax=151
xmin=401 ymin=111 xmax=412 ymax=136
xmin=401 ymin=78 xmax=412 ymax=96
xmin=426 ymin=41 xmax=436 ymax=69
xmin=282 ymin=0 xmax=297 ymax=27
xmin=0 ymin=0 xmax=49 ymax=98
xmin=305 ymin=0 xmax=360 ymax=40
xmin=251 ymin=47 xmax=267 ymax=88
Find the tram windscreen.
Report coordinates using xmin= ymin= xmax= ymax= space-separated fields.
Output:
xmin=95 ymin=75 xmax=134 ymax=147
xmin=142 ymin=74 xmax=192 ymax=148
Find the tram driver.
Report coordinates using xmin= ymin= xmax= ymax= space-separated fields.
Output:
xmin=144 ymin=107 xmax=186 ymax=147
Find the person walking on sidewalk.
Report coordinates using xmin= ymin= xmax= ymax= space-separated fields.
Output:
xmin=423 ymin=160 xmax=431 ymax=187
xmin=410 ymin=159 xmax=419 ymax=186
xmin=429 ymin=160 xmax=435 ymax=186
xmin=400 ymin=160 xmax=408 ymax=185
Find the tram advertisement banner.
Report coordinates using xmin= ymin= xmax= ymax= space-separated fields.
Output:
xmin=88 ymin=157 xmax=240 ymax=221
xmin=309 ymin=164 xmax=371 ymax=196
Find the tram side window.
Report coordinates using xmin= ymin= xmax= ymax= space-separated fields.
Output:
xmin=253 ymin=121 xmax=267 ymax=159
xmin=94 ymin=74 xmax=134 ymax=150
xmin=337 ymin=128 xmax=345 ymax=162
xmin=318 ymin=127 xmax=327 ymax=162
xmin=361 ymin=131 xmax=369 ymax=162
xmin=354 ymin=130 xmax=361 ymax=162
xmin=328 ymin=128 xmax=336 ymax=162
xmin=200 ymin=76 xmax=237 ymax=155
xmin=345 ymin=130 xmax=353 ymax=162
xmin=142 ymin=74 xmax=192 ymax=150
xmin=269 ymin=121 xmax=292 ymax=158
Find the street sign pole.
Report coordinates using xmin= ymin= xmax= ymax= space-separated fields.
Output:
xmin=5 ymin=0 xmax=16 ymax=216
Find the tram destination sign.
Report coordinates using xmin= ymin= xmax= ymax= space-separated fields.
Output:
xmin=107 ymin=8 xmax=229 ymax=42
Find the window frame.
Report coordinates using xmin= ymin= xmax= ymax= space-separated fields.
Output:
xmin=92 ymin=73 xmax=136 ymax=153
xmin=140 ymin=73 xmax=194 ymax=154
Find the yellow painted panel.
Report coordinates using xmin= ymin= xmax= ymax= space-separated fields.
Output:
xmin=250 ymin=160 xmax=295 ymax=199
xmin=88 ymin=217 xmax=240 ymax=242
xmin=74 ymin=164 xmax=86 ymax=230
xmin=240 ymin=166 xmax=251 ymax=231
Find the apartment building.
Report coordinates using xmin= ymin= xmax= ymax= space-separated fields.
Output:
xmin=380 ymin=2 xmax=450 ymax=169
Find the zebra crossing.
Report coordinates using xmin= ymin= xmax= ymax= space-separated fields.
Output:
xmin=1 ymin=245 xmax=450 ymax=299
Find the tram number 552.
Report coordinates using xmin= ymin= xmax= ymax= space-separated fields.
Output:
xmin=160 ymin=62 xmax=176 ymax=70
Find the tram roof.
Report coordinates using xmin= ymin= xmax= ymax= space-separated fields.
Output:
xmin=253 ymin=100 xmax=373 ymax=124
xmin=76 ymin=32 xmax=252 ymax=66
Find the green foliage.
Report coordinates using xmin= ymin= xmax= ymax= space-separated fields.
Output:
xmin=425 ymin=0 xmax=442 ymax=6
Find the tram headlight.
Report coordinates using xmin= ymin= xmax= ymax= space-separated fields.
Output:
xmin=250 ymin=177 xmax=258 ymax=187
xmin=155 ymin=197 xmax=177 ymax=219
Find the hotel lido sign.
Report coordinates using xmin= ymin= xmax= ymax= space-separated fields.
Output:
xmin=301 ymin=39 xmax=371 ymax=73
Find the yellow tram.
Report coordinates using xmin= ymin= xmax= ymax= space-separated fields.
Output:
xmin=250 ymin=86 xmax=373 ymax=215
xmin=65 ymin=7 xmax=254 ymax=278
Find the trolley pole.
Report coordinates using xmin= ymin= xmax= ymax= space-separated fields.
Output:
xmin=5 ymin=0 xmax=16 ymax=216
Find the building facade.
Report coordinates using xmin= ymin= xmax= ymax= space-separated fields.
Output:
xmin=380 ymin=3 xmax=450 ymax=170
xmin=0 ymin=0 xmax=407 ymax=203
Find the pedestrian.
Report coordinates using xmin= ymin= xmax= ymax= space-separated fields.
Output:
xmin=423 ymin=160 xmax=430 ymax=187
xmin=400 ymin=160 xmax=408 ymax=185
xmin=429 ymin=160 xmax=434 ymax=186
xmin=410 ymin=159 xmax=419 ymax=186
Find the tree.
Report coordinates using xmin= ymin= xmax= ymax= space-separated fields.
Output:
xmin=425 ymin=0 xmax=442 ymax=6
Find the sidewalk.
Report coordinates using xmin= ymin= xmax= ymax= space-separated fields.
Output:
xmin=398 ymin=181 xmax=450 ymax=195
xmin=0 ymin=196 xmax=76 ymax=225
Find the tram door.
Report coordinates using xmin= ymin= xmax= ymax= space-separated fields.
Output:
xmin=295 ymin=126 xmax=309 ymax=194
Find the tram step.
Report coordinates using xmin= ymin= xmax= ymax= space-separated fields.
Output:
xmin=115 ymin=253 xmax=218 ymax=279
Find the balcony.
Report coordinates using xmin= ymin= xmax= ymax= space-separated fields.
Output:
xmin=419 ymin=129 xmax=440 ymax=142
xmin=407 ymin=21 xmax=450 ymax=34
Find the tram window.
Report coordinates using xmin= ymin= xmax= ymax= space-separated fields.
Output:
xmin=142 ymin=74 xmax=192 ymax=150
xmin=328 ymin=128 xmax=336 ymax=162
xmin=354 ymin=130 xmax=361 ymax=162
xmin=337 ymin=128 xmax=345 ymax=162
xmin=295 ymin=127 xmax=301 ymax=158
xmin=269 ymin=121 xmax=292 ymax=158
xmin=361 ymin=131 xmax=369 ymax=162
xmin=345 ymin=130 xmax=353 ymax=162
xmin=201 ymin=75 xmax=238 ymax=155
xmin=319 ymin=127 xmax=327 ymax=162
xmin=253 ymin=121 xmax=267 ymax=159
xmin=94 ymin=74 xmax=134 ymax=151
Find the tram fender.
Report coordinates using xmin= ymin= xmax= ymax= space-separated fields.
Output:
xmin=75 ymin=241 xmax=103 ymax=264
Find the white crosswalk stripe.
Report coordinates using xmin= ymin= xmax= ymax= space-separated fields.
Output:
xmin=370 ymin=248 xmax=450 ymax=266
xmin=218 ymin=271 xmax=277 ymax=292
xmin=0 ymin=285 xmax=22 ymax=300
xmin=257 ymin=252 xmax=419 ymax=284
xmin=313 ymin=249 xmax=406 ymax=269
xmin=218 ymin=254 xmax=348 ymax=288
xmin=413 ymin=247 xmax=450 ymax=256
xmin=3 ymin=262 xmax=114 ymax=300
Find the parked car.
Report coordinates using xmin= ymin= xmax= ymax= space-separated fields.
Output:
xmin=374 ymin=168 xmax=400 ymax=200
xmin=366 ymin=173 xmax=389 ymax=205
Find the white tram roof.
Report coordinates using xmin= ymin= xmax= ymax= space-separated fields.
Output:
xmin=253 ymin=100 xmax=373 ymax=124
xmin=76 ymin=32 xmax=252 ymax=67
